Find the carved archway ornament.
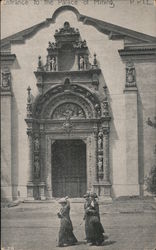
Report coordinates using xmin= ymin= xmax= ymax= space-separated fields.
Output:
xmin=33 ymin=83 xmax=101 ymax=120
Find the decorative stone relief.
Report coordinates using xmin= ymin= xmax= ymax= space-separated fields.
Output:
xmin=1 ymin=71 xmax=11 ymax=90
xmin=73 ymin=40 xmax=87 ymax=49
xmin=33 ymin=133 xmax=41 ymax=180
xmin=98 ymin=131 xmax=103 ymax=151
xmin=52 ymin=103 xmax=86 ymax=119
xmin=62 ymin=115 xmax=73 ymax=134
xmin=47 ymin=56 xmax=57 ymax=71
xmin=34 ymin=155 xmax=40 ymax=179
xmin=79 ymin=56 xmax=85 ymax=70
xmin=48 ymin=42 xmax=57 ymax=50
xmin=40 ymin=94 xmax=93 ymax=119
xmin=126 ymin=61 xmax=136 ymax=87
xmin=26 ymin=86 xmax=32 ymax=118
xmin=34 ymin=136 xmax=40 ymax=152
xmin=98 ymin=154 xmax=103 ymax=179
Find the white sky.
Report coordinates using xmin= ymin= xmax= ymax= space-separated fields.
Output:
xmin=1 ymin=0 xmax=156 ymax=39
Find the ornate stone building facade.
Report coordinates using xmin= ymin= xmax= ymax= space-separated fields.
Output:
xmin=1 ymin=6 xmax=156 ymax=200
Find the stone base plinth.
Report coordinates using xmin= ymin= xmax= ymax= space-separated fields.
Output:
xmin=27 ymin=182 xmax=46 ymax=200
xmin=93 ymin=182 xmax=112 ymax=198
xmin=113 ymin=184 xmax=140 ymax=197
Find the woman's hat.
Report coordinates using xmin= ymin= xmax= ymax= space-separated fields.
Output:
xmin=58 ymin=198 xmax=67 ymax=204
xmin=83 ymin=193 xmax=90 ymax=198
xmin=90 ymin=192 xmax=98 ymax=198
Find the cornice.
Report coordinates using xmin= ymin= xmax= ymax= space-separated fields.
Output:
xmin=119 ymin=45 xmax=156 ymax=62
xmin=1 ymin=5 xmax=156 ymax=52
xmin=0 ymin=53 xmax=16 ymax=62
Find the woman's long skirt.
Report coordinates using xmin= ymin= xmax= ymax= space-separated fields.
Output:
xmin=87 ymin=215 xmax=104 ymax=245
xmin=58 ymin=217 xmax=77 ymax=246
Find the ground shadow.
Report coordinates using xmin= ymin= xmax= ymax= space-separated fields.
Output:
xmin=103 ymin=240 xmax=116 ymax=246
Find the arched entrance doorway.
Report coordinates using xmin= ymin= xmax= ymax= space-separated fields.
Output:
xmin=25 ymin=22 xmax=111 ymax=200
xmin=52 ymin=139 xmax=86 ymax=197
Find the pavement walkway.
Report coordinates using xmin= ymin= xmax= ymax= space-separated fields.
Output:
xmin=1 ymin=198 xmax=156 ymax=250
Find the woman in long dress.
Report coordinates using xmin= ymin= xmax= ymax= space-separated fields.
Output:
xmin=83 ymin=193 xmax=91 ymax=243
xmin=85 ymin=193 xmax=105 ymax=246
xmin=57 ymin=197 xmax=77 ymax=247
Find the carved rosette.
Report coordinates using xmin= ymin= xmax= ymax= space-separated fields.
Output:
xmin=126 ymin=61 xmax=136 ymax=87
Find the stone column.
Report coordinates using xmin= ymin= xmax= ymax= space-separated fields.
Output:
xmin=45 ymin=136 xmax=53 ymax=199
xmin=27 ymin=131 xmax=34 ymax=200
xmin=92 ymin=128 xmax=99 ymax=194
xmin=124 ymin=87 xmax=139 ymax=195
xmin=86 ymin=137 xmax=93 ymax=192
xmin=102 ymin=127 xmax=110 ymax=183
xmin=1 ymin=69 xmax=13 ymax=201
xmin=123 ymin=61 xmax=139 ymax=195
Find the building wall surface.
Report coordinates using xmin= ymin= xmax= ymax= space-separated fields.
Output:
xmin=1 ymin=4 xmax=156 ymax=200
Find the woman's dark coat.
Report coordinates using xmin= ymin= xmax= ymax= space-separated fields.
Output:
xmin=85 ymin=199 xmax=104 ymax=245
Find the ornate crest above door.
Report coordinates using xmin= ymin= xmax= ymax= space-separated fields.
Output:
xmin=34 ymin=21 xmax=101 ymax=93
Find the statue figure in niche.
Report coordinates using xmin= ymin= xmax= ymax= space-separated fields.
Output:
xmin=34 ymin=136 xmax=40 ymax=151
xmin=34 ymin=156 xmax=40 ymax=179
xmin=79 ymin=56 xmax=84 ymax=70
xmin=98 ymin=131 xmax=103 ymax=150
xmin=50 ymin=57 xmax=56 ymax=71
xmin=98 ymin=155 xmax=103 ymax=173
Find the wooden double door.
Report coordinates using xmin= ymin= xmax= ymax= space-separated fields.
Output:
xmin=52 ymin=140 xmax=87 ymax=198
